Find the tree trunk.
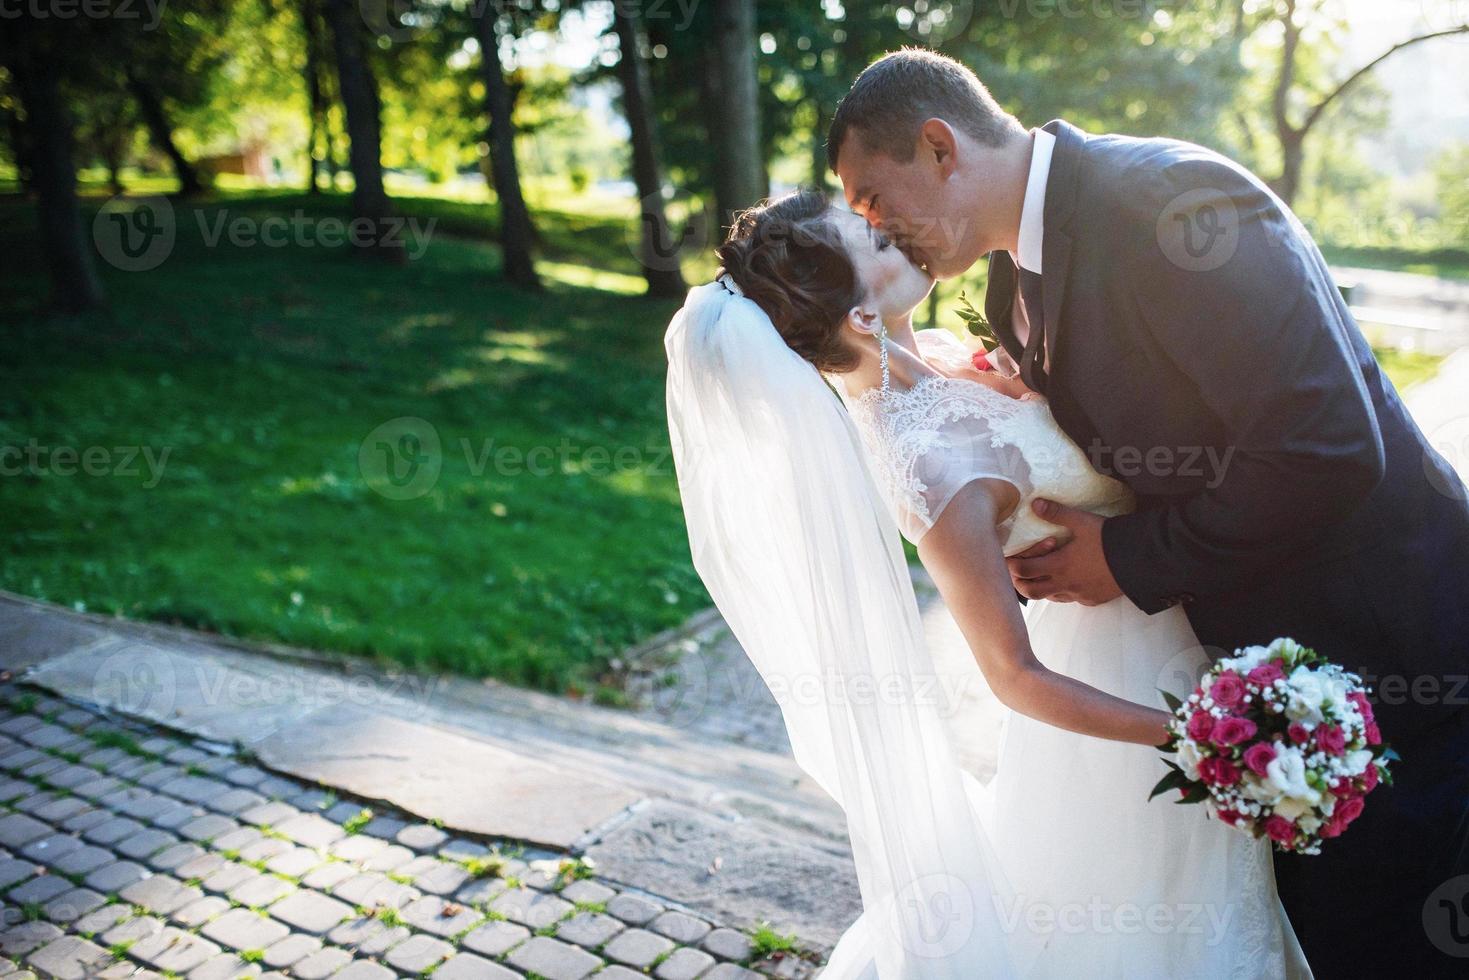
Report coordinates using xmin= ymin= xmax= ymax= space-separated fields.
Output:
xmin=613 ymin=3 xmax=685 ymax=298
xmin=323 ymin=0 xmax=401 ymax=262
xmin=709 ymin=0 xmax=764 ymax=229
xmin=810 ymin=98 xmax=829 ymax=190
xmin=1276 ymin=132 xmax=1303 ymax=207
xmin=301 ymin=0 xmax=325 ymax=194
xmin=471 ymin=7 xmax=540 ymax=289
xmin=9 ymin=52 xmax=106 ymax=312
xmin=126 ymin=70 xmax=206 ymax=198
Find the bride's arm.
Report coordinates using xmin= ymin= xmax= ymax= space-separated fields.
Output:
xmin=918 ymin=479 xmax=1172 ymax=746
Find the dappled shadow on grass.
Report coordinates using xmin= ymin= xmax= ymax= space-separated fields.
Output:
xmin=0 ymin=196 xmax=706 ymax=696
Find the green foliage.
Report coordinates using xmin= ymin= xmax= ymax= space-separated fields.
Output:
xmin=0 ymin=191 xmax=707 ymax=694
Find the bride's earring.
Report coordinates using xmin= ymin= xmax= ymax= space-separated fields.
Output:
xmin=878 ymin=323 xmax=891 ymax=397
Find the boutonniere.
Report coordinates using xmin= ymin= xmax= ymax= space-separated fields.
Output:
xmin=954 ymin=290 xmax=999 ymax=372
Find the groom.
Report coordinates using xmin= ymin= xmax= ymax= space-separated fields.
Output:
xmin=828 ymin=49 xmax=1469 ymax=977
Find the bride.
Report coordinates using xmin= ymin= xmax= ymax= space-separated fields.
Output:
xmin=663 ymin=190 xmax=1311 ymax=979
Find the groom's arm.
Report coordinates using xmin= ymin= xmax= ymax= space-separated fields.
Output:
xmin=1100 ymin=155 xmax=1386 ymax=614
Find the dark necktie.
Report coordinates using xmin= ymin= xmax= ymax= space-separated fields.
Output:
xmin=1017 ymin=266 xmax=1048 ymax=393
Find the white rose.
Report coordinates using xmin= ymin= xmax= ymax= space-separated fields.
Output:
xmin=1240 ymin=773 xmax=1282 ymax=805
xmin=1235 ymin=646 xmax=1272 ymax=671
xmin=1265 ymin=747 xmax=1320 ymax=804
xmin=1298 ymin=814 xmax=1323 ymax=835
xmin=1343 ymin=749 xmax=1374 ymax=778
xmin=1285 ymin=668 xmax=1326 ymax=723
xmin=1177 ymin=740 xmax=1202 ymax=781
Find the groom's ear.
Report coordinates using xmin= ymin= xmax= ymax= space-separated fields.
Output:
xmin=920 ymin=119 xmax=958 ymax=177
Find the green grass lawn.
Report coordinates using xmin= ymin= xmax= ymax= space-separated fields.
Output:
xmin=0 ymin=190 xmax=706 ymax=698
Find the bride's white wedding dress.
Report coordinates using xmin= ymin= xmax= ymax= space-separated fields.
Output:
xmin=826 ymin=329 xmax=1312 ymax=979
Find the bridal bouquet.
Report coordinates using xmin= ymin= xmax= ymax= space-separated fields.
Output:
xmin=1150 ymin=638 xmax=1397 ymax=855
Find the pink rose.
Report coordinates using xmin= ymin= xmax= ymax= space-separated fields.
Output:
xmin=1316 ymin=724 xmax=1346 ymax=756
xmin=1319 ymin=815 xmax=1347 ymax=839
xmin=1337 ymin=796 xmax=1366 ymax=825
xmin=1185 ymin=710 xmax=1215 ymax=741
xmin=1360 ymin=763 xmax=1380 ymax=793
xmin=1246 ymin=663 xmax=1285 ymax=687
xmin=1210 ymin=671 xmax=1246 ymax=710
xmin=1199 ymin=757 xmax=1242 ymax=787
xmin=1349 ymin=691 xmax=1375 ymax=724
xmin=1263 ymin=815 xmax=1296 ymax=844
xmin=1287 ymin=722 xmax=1311 ymax=745
xmin=1217 ymin=808 xmax=1244 ymax=827
xmin=1366 ymin=722 xmax=1382 ymax=746
xmin=971 ymin=349 xmax=995 ymax=373
xmin=1243 ymin=741 xmax=1277 ymax=777
xmin=1211 ymin=716 xmax=1257 ymax=747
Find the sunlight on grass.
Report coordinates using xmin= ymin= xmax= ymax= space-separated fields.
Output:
xmin=539 ymin=261 xmax=646 ymax=295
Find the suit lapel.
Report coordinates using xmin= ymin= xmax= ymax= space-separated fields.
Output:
xmin=1038 ymin=119 xmax=1083 ymax=385
xmin=1033 ymin=120 xmax=1104 ymax=451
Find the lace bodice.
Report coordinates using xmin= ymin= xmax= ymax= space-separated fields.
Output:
xmin=835 ymin=330 xmax=1135 ymax=555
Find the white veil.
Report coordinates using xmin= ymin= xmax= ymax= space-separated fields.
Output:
xmin=664 ymin=278 xmax=1039 ymax=978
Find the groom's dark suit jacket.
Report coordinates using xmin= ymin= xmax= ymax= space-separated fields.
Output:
xmin=985 ymin=119 xmax=1469 ymax=976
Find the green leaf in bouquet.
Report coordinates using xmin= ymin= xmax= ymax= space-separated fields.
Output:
xmin=953 ymin=290 xmax=1000 ymax=351
xmin=1175 ymin=782 xmax=1211 ymax=805
xmin=1159 ymin=689 xmax=1184 ymax=714
xmin=1149 ymin=765 xmax=1193 ymax=802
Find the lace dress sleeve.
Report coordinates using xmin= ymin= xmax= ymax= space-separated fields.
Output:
xmin=852 ymin=378 xmax=1034 ymax=547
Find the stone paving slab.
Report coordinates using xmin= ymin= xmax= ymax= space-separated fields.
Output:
xmin=0 ymin=685 xmax=825 ymax=978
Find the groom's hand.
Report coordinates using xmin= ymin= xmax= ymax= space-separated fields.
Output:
xmin=1006 ymin=499 xmax=1124 ymax=606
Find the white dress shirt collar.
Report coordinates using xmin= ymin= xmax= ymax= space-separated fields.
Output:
xmin=1012 ymin=127 xmax=1056 ymax=275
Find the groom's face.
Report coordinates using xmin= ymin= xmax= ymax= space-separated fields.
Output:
xmin=836 ymin=126 xmax=972 ymax=280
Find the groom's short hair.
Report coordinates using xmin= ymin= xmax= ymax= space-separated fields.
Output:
xmin=827 ymin=49 xmax=1024 ymax=172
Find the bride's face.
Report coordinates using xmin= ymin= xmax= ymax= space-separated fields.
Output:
xmin=831 ymin=207 xmax=934 ymax=319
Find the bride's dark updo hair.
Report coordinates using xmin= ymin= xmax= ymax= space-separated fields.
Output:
xmin=716 ymin=190 xmax=862 ymax=374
